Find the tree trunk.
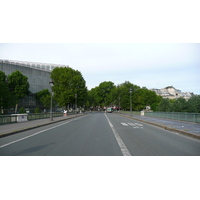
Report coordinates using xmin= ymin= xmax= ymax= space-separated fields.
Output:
xmin=15 ymin=103 xmax=18 ymax=113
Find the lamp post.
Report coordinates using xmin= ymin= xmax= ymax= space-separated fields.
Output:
xmin=119 ymin=96 xmax=120 ymax=113
xmin=75 ymin=93 xmax=77 ymax=115
xmin=49 ymin=81 xmax=54 ymax=121
xmin=129 ymin=88 xmax=132 ymax=116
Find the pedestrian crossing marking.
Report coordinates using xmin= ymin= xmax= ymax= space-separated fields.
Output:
xmin=121 ymin=122 xmax=144 ymax=128
xmin=121 ymin=123 xmax=129 ymax=126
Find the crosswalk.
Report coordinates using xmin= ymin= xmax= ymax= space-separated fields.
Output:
xmin=121 ymin=122 xmax=144 ymax=128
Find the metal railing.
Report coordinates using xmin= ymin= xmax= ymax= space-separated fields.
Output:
xmin=27 ymin=112 xmax=64 ymax=120
xmin=0 ymin=115 xmax=18 ymax=125
xmin=120 ymin=111 xmax=141 ymax=115
xmin=0 ymin=112 xmax=67 ymax=125
xmin=145 ymin=112 xmax=200 ymax=123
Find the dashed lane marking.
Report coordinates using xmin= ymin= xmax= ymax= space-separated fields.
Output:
xmin=105 ymin=114 xmax=131 ymax=156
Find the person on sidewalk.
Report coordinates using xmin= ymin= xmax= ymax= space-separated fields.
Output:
xmin=63 ymin=109 xmax=67 ymax=117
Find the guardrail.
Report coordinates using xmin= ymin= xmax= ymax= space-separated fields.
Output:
xmin=0 ymin=112 xmax=72 ymax=125
xmin=0 ymin=115 xmax=18 ymax=125
xmin=119 ymin=111 xmax=141 ymax=115
xmin=145 ymin=112 xmax=200 ymax=123
xmin=27 ymin=112 xmax=64 ymax=120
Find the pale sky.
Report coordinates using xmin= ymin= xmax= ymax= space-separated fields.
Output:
xmin=1 ymin=0 xmax=200 ymax=94
xmin=0 ymin=43 xmax=200 ymax=94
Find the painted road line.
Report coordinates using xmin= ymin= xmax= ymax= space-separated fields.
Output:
xmin=135 ymin=123 xmax=143 ymax=127
xmin=0 ymin=116 xmax=85 ymax=149
xmin=121 ymin=123 xmax=128 ymax=126
xmin=122 ymin=122 xmax=144 ymax=129
xmin=105 ymin=114 xmax=131 ymax=156
xmin=128 ymin=123 xmax=136 ymax=126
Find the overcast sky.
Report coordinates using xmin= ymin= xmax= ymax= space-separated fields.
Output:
xmin=0 ymin=43 xmax=200 ymax=94
xmin=1 ymin=1 xmax=200 ymax=94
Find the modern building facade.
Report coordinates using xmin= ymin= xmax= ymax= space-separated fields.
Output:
xmin=0 ymin=59 xmax=68 ymax=112
xmin=150 ymin=86 xmax=193 ymax=100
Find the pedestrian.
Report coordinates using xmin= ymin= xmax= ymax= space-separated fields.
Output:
xmin=64 ymin=109 xmax=67 ymax=117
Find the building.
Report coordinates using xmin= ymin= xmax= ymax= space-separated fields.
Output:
xmin=150 ymin=86 xmax=193 ymax=100
xmin=0 ymin=59 xmax=69 ymax=112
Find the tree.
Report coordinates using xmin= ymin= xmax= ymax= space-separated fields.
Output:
xmin=187 ymin=95 xmax=200 ymax=113
xmin=95 ymin=81 xmax=115 ymax=107
xmin=136 ymin=87 xmax=161 ymax=111
xmin=7 ymin=71 xmax=30 ymax=113
xmin=50 ymin=67 xmax=87 ymax=109
xmin=35 ymin=89 xmax=51 ymax=108
xmin=19 ymin=106 xmax=26 ymax=113
xmin=170 ymin=97 xmax=188 ymax=112
xmin=0 ymin=71 xmax=14 ymax=114
xmin=116 ymin=81 xmax=140 ymax=110
xmin=156 ymin=98 xmax=172 ymax=112
xmin=34 ymin=107 xmax=41 ymax=113
xmin=87 ymin=87 xmax=98 ymax=109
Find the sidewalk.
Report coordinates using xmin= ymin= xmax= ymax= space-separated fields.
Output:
xmin=117 ymin=113 xmax=200 ymax=140
xmin=0 ymin=113 xmax=86 ymax=138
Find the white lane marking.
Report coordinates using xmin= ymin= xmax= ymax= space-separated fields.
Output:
xmin=0 ymin=116 xmax=85 ymax=149
xmin=105 ymin=114 xmax=131 ymax=156
xmin=128 ymin=123 xmax=135 ymax=126
xmin=122 ymin=122 xmax=144 ymax=129
xmin=135 ymin=123 xmax=143 ymax=127
xmin=121 ymin=123 xmax=128 ymax=126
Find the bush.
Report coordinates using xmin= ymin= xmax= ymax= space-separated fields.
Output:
xmin=34 ymin=107 xmax=40 ymax=113
xmin=19 ymin=106 xmax=26 ymax=113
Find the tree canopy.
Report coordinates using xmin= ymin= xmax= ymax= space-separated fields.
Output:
xmin=50 ymin=67 xmax=87 ymax=109
xmin=86 ymin=81 xmax=160 ymax=111
xmin=3 ymin=71 xmax=29 ymax=113
xmin=35 ymin=89 xmax=52 ymax=109
xmin=0 ymin=71 xmax=13 ymax=114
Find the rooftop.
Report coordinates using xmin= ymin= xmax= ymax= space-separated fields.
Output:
xmin=0 ymin=59 xmax=69 ymax=72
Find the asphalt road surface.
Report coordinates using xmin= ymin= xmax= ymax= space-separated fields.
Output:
xmin=0 ymin=112 xmax=200 ymax=156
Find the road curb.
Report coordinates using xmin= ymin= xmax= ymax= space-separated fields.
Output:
xmin=116 ymin=113 xmax=200 ymax=140
xmin=0 ymin=114 xmax=87 ymax=138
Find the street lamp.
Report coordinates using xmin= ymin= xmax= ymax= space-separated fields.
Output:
xmin=75 ymin=93 xmax=77 ymax=115
xmin=49 ymin=81 xmax=54 ymax=121
xmin=119 ymin=96 xmax=121 ymax=113
xmin=129 ymin=88 xmax=132 ymax=116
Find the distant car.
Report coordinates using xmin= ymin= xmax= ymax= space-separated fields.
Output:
xmin=106 ymin=108 xmax=113 ymax=113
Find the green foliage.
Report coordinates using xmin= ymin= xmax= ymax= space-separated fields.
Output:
xmin=7 ymin=70 xmax=29 ymax=113
xmin=34 ymin=107 xmax=40 ymax=113
xmin=19 ymin=106 xmax=26 ymax=113
xmin=156 ymin=96 xmax=200 ymax=113
xmin=50 ymin=67 xmax=87 ymax=108
xmin=116 ymin=81 xmax=140 ymax=110
xmin=87 ymin=87 xmax=98 ymax=108
xmin=96 ymin=81 xmax=115 ymax=107
xmin=35 ymin=89 xmax=51 ymax=108
xmin=187 ymin=95 xmax=200 ymax=113
xmin=86 ymin=81 xmax=162 ymax=111
xmin=0 ymin=71 xmax=15 ymax=114
xmin=7 ymin=70 xmax=30 ymax=101
xmin=156 ymin=98 xmax=172 ymax=112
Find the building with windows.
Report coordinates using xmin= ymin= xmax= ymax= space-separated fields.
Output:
xmin=0 ymin=59 xmax=69 ymax=112
xmin=150 ymin=86 xmax=193 ymax=100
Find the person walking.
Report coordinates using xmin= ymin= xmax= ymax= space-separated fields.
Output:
xmin=63 ymin=109 xmax=67 ymax=117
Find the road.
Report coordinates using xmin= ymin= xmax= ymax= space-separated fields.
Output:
xmin=0 ymin=112 xmax=200 ymax=156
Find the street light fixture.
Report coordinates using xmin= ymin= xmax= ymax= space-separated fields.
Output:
xmin=49 ymin=81 xmax=54 ymax=121
xmin=129 ymin=88 xmax=132 ymax=116
xmin=119 ymin=96 xmax=121 ymax=113
xmin=75 ymin=93 xmax=77 ymax=115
